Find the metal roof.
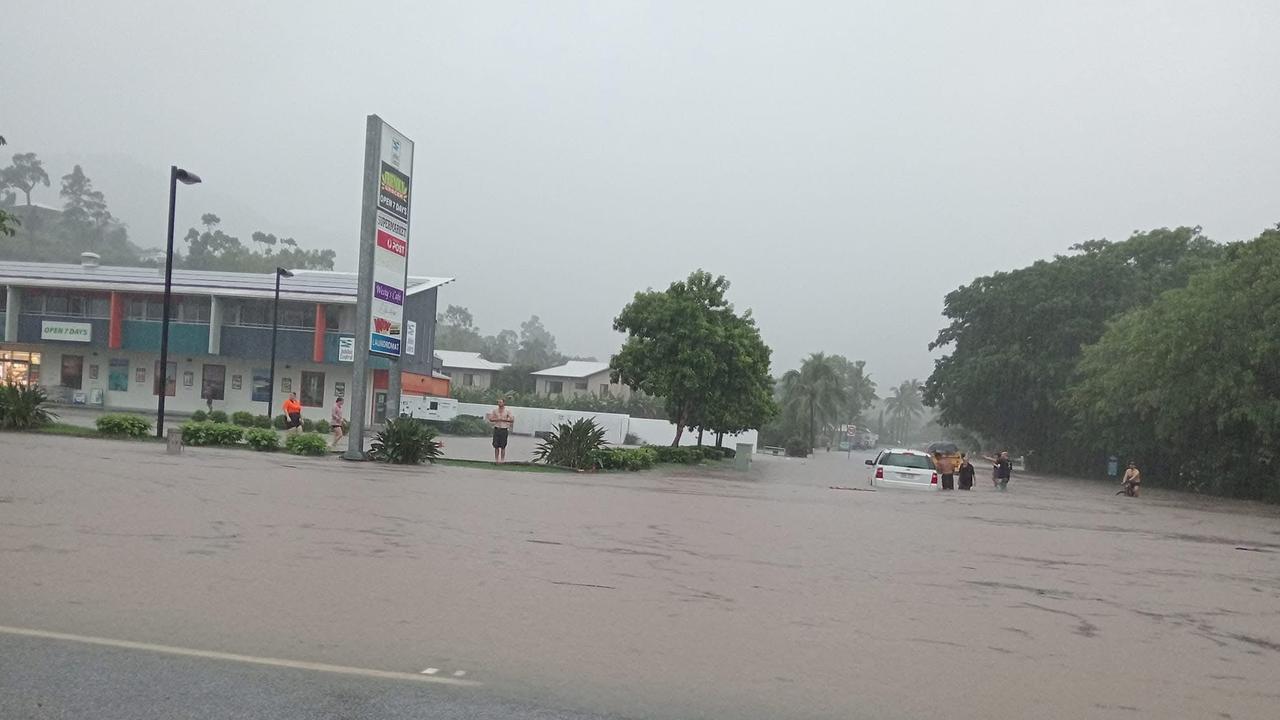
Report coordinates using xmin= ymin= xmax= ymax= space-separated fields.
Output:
xmin=434 ymin=350 xmax=509 ymax=372
xmin=531 ymin=360 xmax=612 ymax=378
xmin=0 ymin=261 xmax=453 ymax=304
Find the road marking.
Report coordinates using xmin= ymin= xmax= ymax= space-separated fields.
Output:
xmin=421 ymin=667 xmax=439 ymax=675
xmin=453 ymin=670 xmax=467 ymax=677
xmin=0 ymin=625 xmax=479 ymax=687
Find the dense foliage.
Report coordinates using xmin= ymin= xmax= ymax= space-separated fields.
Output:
xmin=451 ymin=386 xmax=667 ymax=419
xmin=231 ymin=411 xmax=256 ymax=427
xmin=0 ymin=383 xmax=56 ymax=430
xmin=368 ymin=418 xmax=442 ymax=464
xmin=761 ymin=353 xmax=878 ymax=450
xmin=1067 ymin=228 xmax=1280 ymax=501
xmin=179 ymin=422 xmax=244 ymax=446
xmin=95 ymin=413 xmax=151 ymax=437
xmin=285 ymin=432 xmax=329 ymax=457
xmin=244 ymin=428 xmax=281 ymax=451
xmin=610 ymin=270 xmax=777 ymax=445
xmin=925 ymin=227 xmax=1222 ymax=470
xmin=533 ymin=418 xmax=608 ymax=469
xmin=590 ymin=447 xmax=659 ymax=471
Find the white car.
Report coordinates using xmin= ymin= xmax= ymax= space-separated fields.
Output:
xmin=866 ymin=448 xmax=939 ymax=490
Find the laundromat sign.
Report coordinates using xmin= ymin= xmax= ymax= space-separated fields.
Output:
xmin=41 ymin=320 xmax=92 ymax=342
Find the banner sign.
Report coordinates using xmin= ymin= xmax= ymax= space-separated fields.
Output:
xmin=41 ymin=320 xmax=92 ymax=342
xmin=405 ymin=320 xmax=417 ymax=356
xmin=338 ymin=336 xmax=355 ymax=362
xmin=365 ymin=120 xmax=414 ymax=357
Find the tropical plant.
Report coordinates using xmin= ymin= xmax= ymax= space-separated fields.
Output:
xmin=285 ymin=432 xmax=329 ymax=457
xmin=231 ymin=411 xmax=255 ymax=427
xmin=533 ymin=418 xmax=607 ymax=469
xmin=245 ymin=427 xmax=280 ymax=451
xmin=367 ymin=417 xmax=442 ymax=464
xmin=0 ymin=383 xmax=56 ymax=430
xmin=780 ymin=352 xmax=847 ymax=451
xmin=95 ymin=413 xmax=151 ymax=437
xmin=884 ymin=380 xmax=925 ymax=443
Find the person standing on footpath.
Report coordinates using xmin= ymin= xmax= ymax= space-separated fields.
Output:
xmin=283 ymin=392 xmax=303 ymax=434
xmin=957 ymin=453 xmax=976 ymax=490
xmin=330 ymin=396 xmax=345 ymax=449
xmin=486 ymin=398 xmax=514 ymax=464
xmin=984 ymin=451 xmax=1013 ymax=491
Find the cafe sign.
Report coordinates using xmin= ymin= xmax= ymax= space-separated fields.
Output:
xmin=41 ymin=320 xmax=92 ymax=342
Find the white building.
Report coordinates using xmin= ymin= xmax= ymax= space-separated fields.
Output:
xmin=434 ymin=350 xmax=507 ymax=390
xmin=531 ymin=360 xmax=630 ymax=399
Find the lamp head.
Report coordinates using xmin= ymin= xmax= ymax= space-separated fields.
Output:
xmin=175 ymin=168 xmax=201 ymax=185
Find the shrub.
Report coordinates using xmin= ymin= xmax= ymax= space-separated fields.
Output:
xmin=208 ymin=410 xmax=228 ymax=424
xmin=591 ymin=446 xmax=658 ymax=471
xmin=0 ymin=383 xmax=57 ymax=430
xmin=623 ymin=432 xmax=642 ymax=445
xmin=253 ymin=414 xmax=273 ymax=429
xmin=190 ymin=410 xmax=208 ymax=423
xmin=180 ymin=422 xmax=243 ymax=446
xmin=302 ymin=418 xmax=316 ymax=432
xmin=695 ymin=446 xmax=725 ymax=462
xmin=286 ymin=432 xmax=329 ymax=456
xmin=231 ymin=411 xmax=255 ymax=427
xmin=368 ymin=417 xmax=441 ymax=464
xmin=273 ymin=414 xmax=288 ymax=430
xmin=245 ymin=427 xmax=280 ymax=451
xmin=785 ymin=437 xmax=809 ymax=458
xmin=314 ymin=419 xmax=330 ymax=434
xmin=95 ymin=413 xmax=151 ymax=437
xmin=648 ymin=445 xmax=702 ymax=464
xmin=534 ymin=418 xmax=607 ymax=469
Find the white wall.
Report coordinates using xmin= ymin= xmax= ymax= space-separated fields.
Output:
xmin=626 ymin=417 xmax=757 ymax=453
xmin=456 ymin=402 xmax=630 ymax=445
xmin=445 ymin=367 xmax=494 ymax=390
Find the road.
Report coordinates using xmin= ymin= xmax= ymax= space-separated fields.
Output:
xmin=2 ymin=434 xmax=1279 ymax=719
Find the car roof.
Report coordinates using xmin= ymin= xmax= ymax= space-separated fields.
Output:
xmin=880 ymin=448 xmax=928 ymax=456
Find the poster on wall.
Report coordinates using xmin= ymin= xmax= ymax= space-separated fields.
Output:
xmin=404 ymin=320 xmax=417 ymax=356
xmin=231 ymin=374 xmax=242 ymax=391
xmin=364 ymin=119 xmax=413 ymax=358
xmin=281 ymin=377 xmax=292 ymax=393
xmin=338 ymin=337 xmax=355 ymax=362
xmin=88 ymin=364 xmax=99 ymax=380
xmin=109 ymin=359 xmax=129 ymax=391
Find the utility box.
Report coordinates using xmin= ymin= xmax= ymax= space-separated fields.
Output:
xmin=735 ymin=442 xmax=752 ymax=471
xmin=166 ymin=428 xmax=183 ymax=455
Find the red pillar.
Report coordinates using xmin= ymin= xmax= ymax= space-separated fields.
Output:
xmin=313 ymin=304 xmax=326 ymax=363
xmin=108 ymin=292 xmax=123 ymax=349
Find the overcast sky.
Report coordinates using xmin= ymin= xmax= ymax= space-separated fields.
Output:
xmin=5 ymin=1 xmax=1278 ymax=385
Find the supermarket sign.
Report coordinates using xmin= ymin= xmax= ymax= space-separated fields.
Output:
xmin=41 ymin=320 xmax=92 ymax=342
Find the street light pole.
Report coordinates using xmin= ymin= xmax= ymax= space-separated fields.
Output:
xmin=156 ymin=166 xmax=201 ymax=439
xmin=266 ymin=267 xmax=293 ymax=418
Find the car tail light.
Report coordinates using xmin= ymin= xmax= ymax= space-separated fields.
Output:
xmin=875 ymin=467 xmax=883 ymax=479
xmin=931 ymin=472 xmax=939 ymax=485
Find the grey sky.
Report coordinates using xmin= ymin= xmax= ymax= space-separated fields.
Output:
xmin=5 ymin=1 xmax=1278 ymax=385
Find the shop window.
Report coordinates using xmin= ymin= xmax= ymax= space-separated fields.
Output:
xmin=153 ymin=360 xmax=176 ymax=397
xmin=60 ymin=355 xmax=84 ymax=389
xmin=201 ymin=364 xmax=226 ymax=401
xmin=251 ymin=368 xmax=271 ymax=403
xmin=46 ymin=295 xmax=69 ymax=315
xmin=108 ymin=359 xmax=129 ymax=391
xmin=300 ymin=371 xmax=325 ymax=407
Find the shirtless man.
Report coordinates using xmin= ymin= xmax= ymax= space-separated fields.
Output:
xmin=1119 ymin=461 xmax=1141 ymax=497
xmin=486 ymin=398 xmax=515 ymax=463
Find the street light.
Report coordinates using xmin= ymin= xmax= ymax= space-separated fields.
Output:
xmin=266 ymin=267 xmax=294 ymax=417
xmin=156 ymin=166 xmax=201 ymax=439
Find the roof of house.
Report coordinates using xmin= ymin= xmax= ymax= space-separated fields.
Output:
xmin=0 ymin=260 xmax=453 ymax=304
xmin=531 ymin=360 xmax=611 ymax=378
xmin=434 ymin=350 xmax=508 ymax=372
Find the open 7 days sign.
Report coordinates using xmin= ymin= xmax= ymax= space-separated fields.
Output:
xmin=41 ymin=321 xmax=92 ymax=342
xmin=365 ymin=120 xmax=414 ymax=358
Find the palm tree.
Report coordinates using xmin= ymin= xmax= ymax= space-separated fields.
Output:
xmin=780 ymin=353 xmax=847 ymax=450
xmin=883 ymin=379 xmax=924 ymax=443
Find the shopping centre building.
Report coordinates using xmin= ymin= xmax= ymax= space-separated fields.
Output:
xmin=0 ymin=255 xmax=452 ymax=421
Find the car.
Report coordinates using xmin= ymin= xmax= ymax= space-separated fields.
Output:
xmin=865 ymin=448 xmax=939 ymax=490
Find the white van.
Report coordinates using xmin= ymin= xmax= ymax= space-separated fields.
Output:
xmin=866 ymin=448 xmax=939 ymax=490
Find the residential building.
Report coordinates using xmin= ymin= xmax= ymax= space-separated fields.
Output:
xmin=434 ymin=350 xmax=507 ymax=390
xmin=0 ymin=256 xmax=452 ymax=421
xmin=531 ymin=360 xmax=629 ymax=399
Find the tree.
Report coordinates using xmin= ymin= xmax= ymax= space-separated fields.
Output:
xmin=1066 ymin=227 xmax=1280 ymax=501
xmin=484 ymin=329 xmax=519 ymax=363
xmin=611 ymin=270 xmax=776 ymax=445
xmin=0 ymin=209 xmax=17 ymax=237
xmin=514 ymin=315 xmax=563 ymax=369
xmin=1 ymin=152 xmax=50 ymax=206
xmin=884 ymin=380 xmax=924 ymax=443
xmin=925 ymin=227 xmax=1222 ymax=468
xmin=181 ymin=212 xmax=335 ymax=272
xmin=779 ymin=353 xmax=846 ymax=451
xmin=828 ymin=355 xmax=878 ymax=423
xmin=59 ymin=165 xmax=112 ymax=249
xmin=251 ymin=231 xmax=278 ymax=249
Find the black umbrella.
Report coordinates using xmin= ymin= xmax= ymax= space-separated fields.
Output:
xmin=926 ymin=442 xmax=960 ymax=454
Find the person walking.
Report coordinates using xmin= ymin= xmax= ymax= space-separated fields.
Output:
xmin=957 ymin=453 xmax=975 ymax=490
xmin=1118 ymin=461 xmax=1141 ymax=497
xmin=486 ymin=398 xmax=514 ymax=464
xmin=935 ymin=452 xmax=956 ymax=490
xmin=984 ymin=451 xmax=1013 ymax=491
xmin=282 ymin=392 xmax=303 ymax=434
xmin=330 ymin=396 xmax=345 ymax=448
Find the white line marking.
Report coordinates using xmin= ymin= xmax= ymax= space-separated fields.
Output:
xmin=421 ymin=667 xmax=439 ymax=675
xmin=0 ymin=625 xmax=479 ymax=687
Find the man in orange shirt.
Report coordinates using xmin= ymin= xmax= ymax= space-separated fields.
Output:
xmin=283 ymin=392 xmax=303 ymax=434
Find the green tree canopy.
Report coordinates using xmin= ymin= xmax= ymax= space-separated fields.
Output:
xmin=611 ymin=270 xmax=776 ymax=445
xmin=925 ymin=227 xmax=1222 ymax=467
xmin=1 ymin=152 xmax=50 ymax=206
xmin=780 ymin=353 xmax=846 ymax=451
xmin=180 ymin=212 xmax=335 ymax=272
xmin=883 ymin=380 xmax=924 ymax=444
xmin=1066 ymin=227 xmax=1280 ymax=500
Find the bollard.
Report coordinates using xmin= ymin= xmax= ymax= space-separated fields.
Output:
xmin=734 ymin=442 xmax=752 ymax=471
xmin=166 ymin=427 xmax=183 ymax=455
